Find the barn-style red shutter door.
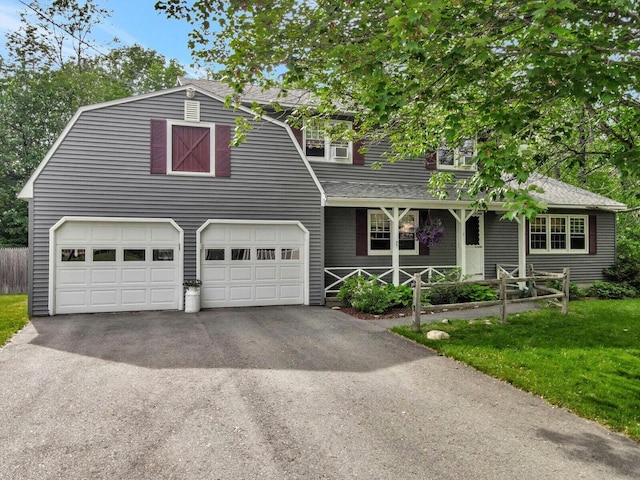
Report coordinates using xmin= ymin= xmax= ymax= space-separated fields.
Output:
xmin=172 ymin=125 xmax=211 ymax=173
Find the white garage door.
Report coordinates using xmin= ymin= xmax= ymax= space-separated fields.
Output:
xmin=53 ymin=219 xmax=182 ymax=315
xmin=199 ymin=221 xmax=307 ymax=308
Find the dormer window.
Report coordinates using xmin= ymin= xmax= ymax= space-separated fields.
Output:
xmin=304 ymin=120 xmax=352 ymax=163
xmin=437 ymin=139 xmax=476 ymax=170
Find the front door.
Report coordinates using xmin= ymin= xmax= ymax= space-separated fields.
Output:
xmin=465 ymin=214 xmax=484 ymax=280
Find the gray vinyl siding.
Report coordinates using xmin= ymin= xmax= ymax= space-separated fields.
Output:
xmin=30 ymin=90 xmax=323 ymax=315
xmin=311 ymin=140 xmax=473 ymax=185
xmin=484 ymin=209 xmax=616 ymax=282
xmin=325 ymin=207 xmax=457 ymax=268
xmin=484 ymin=214 xmax=519 ymax=279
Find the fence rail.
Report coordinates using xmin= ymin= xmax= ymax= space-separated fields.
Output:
xmin=0 ymin=248 xmax=28 ymax=294
xmin=411 ymin=267 xmax=569 ymax=331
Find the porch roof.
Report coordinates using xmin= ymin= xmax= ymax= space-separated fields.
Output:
xmin=323 ymin=174 xmax=627 ymax=212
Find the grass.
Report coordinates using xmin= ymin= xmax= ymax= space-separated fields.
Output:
xmin=392 ymin=299 xmax=640 ymax=442
xmin=0 ymin=295 xmax=29 ymax=347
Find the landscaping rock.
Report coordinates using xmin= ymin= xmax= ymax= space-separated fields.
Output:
xmin=427 ymin=330 xmax=451 ymax=340
xmin=441 ymin=319 xmax=449 ymax=324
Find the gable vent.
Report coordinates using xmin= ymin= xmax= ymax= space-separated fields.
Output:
xmin=184 ymin=100 xmax=201 ymax=122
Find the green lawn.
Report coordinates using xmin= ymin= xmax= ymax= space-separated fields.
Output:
xmin=392 ymin=299 xmax=640 ymax=441
xmin=0 ymin=295 xmax=29 ymax=347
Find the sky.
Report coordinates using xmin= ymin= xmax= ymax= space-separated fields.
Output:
xmin=0 ymin=0 xmax=199 ymax=72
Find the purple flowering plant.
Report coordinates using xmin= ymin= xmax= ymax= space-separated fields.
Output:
xmin=416 ymin=217 xmax=444 ymax=247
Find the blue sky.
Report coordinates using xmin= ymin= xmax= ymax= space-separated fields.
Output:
xmin=0 ymin=0 xmax=198 ymax=70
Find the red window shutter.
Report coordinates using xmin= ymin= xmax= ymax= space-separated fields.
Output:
xmin=425 ymin=151 xmax=437 ymax=170
xmin=292 ymin=127 xmax=304 ymax=148
xmin=355 ymin=209 xmax=368 ymax=256
xmin=172 ymin=125 xmax=211 ymax=172
xmin=418 ymin=210 xmax=430 ymax=256
xmin=215 ymin=125 xmax=231 ymax=177
xmin=589 ymin=215 xmax=597 ymax=255
xmin=150 ymin=119 xmax=167 ymax=174
xmin=352 ymin=140 xmax=365 ymax=165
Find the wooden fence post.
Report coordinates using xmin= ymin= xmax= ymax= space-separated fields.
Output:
xmin=500 ymin=276 xmax=508 ymax=324
xmin=562 ymin=268 xmax=570 ymax=315
xmin=412 ymin=273 xmax=422 ymax=333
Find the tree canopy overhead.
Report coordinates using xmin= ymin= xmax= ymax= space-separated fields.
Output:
xmin=156 ymin=0 xmax=640 ymax=216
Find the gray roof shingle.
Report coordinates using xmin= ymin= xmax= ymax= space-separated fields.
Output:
xmin=322 ymin=174 xmax=626 ymax=210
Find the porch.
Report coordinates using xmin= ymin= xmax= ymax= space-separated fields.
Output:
xmin=323 ymin=205 xmax=529 ymax=298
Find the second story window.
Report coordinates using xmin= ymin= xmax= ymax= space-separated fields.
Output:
xmin=437 ymin=139 xmax=476 ymax=170
xmin=304 ymin=120 xmax=352 ymax=163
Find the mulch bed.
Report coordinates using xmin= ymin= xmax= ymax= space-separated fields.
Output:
xmin=331 ymin=306 xmax=414 ymax=320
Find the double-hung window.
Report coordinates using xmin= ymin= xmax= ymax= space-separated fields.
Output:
xmin=529 ymin=215 xmax=588 ymax=254
xmin=437 ymin=139 xmax=476 ymax=170
xmin=368 ymin=210 xmax=418 ymax=255
xmin=304 ymin=120 xmax=352 ymax=163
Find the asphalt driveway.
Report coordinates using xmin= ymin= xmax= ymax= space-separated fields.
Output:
xmin=1 ymin=306 xmax=639 ymax=479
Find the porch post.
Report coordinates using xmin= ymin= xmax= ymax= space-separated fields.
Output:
xmin=517 ymin=215 xmax=527 ymax=287
xmin=391 ymin=206 xmax=400 ymax=285
xmin=457 ymin=209 xmax=466 ymax=277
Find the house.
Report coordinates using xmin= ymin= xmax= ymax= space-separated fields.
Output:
xmin=19 ymin=80 xmax=627 ymax=316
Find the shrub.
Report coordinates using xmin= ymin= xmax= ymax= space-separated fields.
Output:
xmin=337 ymin=276 xmax=417 ymax=313
xmin=336 ymin=275 xmax=367 ymax=307
xmin=425 ymin=283 xmax=497 ymax=305
xmin=587 ymin=281 xmax=638 ymax=299
xmin=384 ymin=283 xmax=414 ymax=309
xmin=546 ymin=280 xmax=586 ymax=299
xmin=603 ymin=236 xmax=640 ymax=290
xmin=350 ymin=279 xmax=391 ymax=313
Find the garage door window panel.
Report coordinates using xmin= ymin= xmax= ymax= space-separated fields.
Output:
xmin=124 ymin=249 xmax=146 ymax=261
xmin=281 ymin=248 xmax=300 ymax=260
xmin=153 ymin=249 xmax=175 ymax=261
xmin=257 ymin=248 xmax=276 ymax=260
xmin=61 ymin=248 xmax=85 ymax=262
xmin=232 ymin=248 xmax=251 ymax=261
xmin=93 ymin=249 xmax=116 ymax=261
xmin=205 ymin=248 xmax=225 ymax=261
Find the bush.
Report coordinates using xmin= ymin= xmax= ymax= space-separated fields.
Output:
xmin=587 ymin=281 xmax=638 ymax=299
xmin=425 ymin=283 xmax=498 ymax=305
xmin=336 ymin=275 xmax=366 ymax=307
xmin=337 ymin=276 xmax=414 ymax=314
xmin=603 ymin=236 xmax=640 ymax=289
xmin=384 ymin=283 xmax=414 ymax=309
xmin=546 ymin=280 xmax=585 ymax=299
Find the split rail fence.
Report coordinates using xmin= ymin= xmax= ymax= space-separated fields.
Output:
xmin=0 ymin=248 xmax=28 ymax=294
xmin=411 ymin=267 xmax=570 ymax=332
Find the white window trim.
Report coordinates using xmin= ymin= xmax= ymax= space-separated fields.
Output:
xmin=529 ymin=214 xmax=589 ymax=254
xmin=367 ymin=209 xmax=419 ymax=256
xmin=304 ymin=119 xmax=353 ymax=164
xmin=166 ymin=119 xmax=216 ymax=177
xmin=436 ymin=139 xmax=477 ymax=171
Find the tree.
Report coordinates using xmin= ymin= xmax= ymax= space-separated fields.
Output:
xmin=156 ymin=0 xmax=640 ymax=216
xmin=0 ymin=0 xmax=186 ymax=247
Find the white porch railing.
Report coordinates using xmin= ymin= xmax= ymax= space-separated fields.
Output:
xmin=496 ymin=264 xmax=533 ymax=279
xmin=324 ymin=265 xmax=461 ymax=295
